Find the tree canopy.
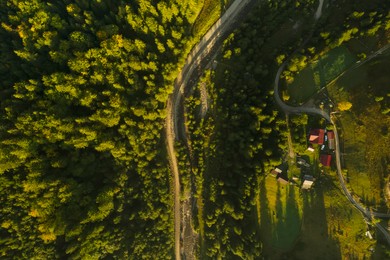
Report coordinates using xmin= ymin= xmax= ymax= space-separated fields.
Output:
xmin=0 ymin=0 xmax=204 ymax=258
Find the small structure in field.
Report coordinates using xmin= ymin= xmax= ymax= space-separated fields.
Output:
xmin=302 ymin=175 xmax=314 ymax=189
xmin=307 ymin=144 xmax=315 ymax=152
xmin=309 ymin=129 xmax=325 ymax=145
xmin=365 ymin=231 xmax=373 ymax=240
xmin=277 ymin=175 xmax=289 ymax=185
xmin=270 ymin=167 xmax=282 ymax=177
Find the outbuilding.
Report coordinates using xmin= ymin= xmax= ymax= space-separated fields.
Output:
xmin=327 ymin=131 xmax=335 ymax=150
xmin=309 ymin=129 xmax=325 ymax=145
xmin=320 ymin=154 xmax=332 ymax=167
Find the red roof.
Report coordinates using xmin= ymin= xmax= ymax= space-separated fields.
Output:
xmin=309 ymin=129 xmax=325 ymax=145
xmin=327 ymin=131 xmax=335 ymax=149
xmin=320 ymin=154 xmax=332 ymax=166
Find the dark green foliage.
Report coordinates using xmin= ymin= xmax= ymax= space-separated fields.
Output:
xmin=184 ymin=1 xmax=313 ymax=258
xmin=0 ymin=0 xmax=206 ymax=258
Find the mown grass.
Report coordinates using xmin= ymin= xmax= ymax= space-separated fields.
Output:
xmin=259 ymin=176 xmax=303 ymax=253
xmin=259 ymin=166 xmax=374 ymax=259
xmin=289 ymin=172 xmax=374 ymax=259
xmin=288 ymin=46 xmax=357 ymax=103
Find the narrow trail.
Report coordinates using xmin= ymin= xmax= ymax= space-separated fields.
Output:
xmin=165 ymin=1 xmax=256 ymax=259
xmin=165 ymin=99 xmax=181 ymax=260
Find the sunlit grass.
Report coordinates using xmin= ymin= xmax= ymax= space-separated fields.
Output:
xmin=259 ymin=176 xmax=303 ymax=251
xmin=327 ymin=50 xmax=390 ymax=207
xmin=288 ymin=46 xmax=357 ymax=103
xmin=192 ymin=0 xmax=222 ymax=40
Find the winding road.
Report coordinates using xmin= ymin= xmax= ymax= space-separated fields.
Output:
xmin=273 ymin=0 xmax=390 ymax=245
xmin=166 ymin=0 xmax=257 ymax=259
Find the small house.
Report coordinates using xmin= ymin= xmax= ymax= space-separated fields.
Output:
xmin=309 ymin=129 xmax=325 ymax=145
xmin=277 ymin=176 xmax=289 ymax=185
xmin=320 ymin=154 xmax=332 ymax=167
xmin=302 ymin=175 xmax=314 ymax=189
xmin=327 ymin=131 xmax=335 ymax=150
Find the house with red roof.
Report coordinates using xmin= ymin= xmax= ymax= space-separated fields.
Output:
xmin=309 ymin=129 xmax=325 ymax=145
xmin=327 ymin=131 xmax=335 ymax=150
xmin=320 ymin=154 xmax=332 ymax=167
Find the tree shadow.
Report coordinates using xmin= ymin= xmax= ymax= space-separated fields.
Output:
xmin=274 ymin=184 xmax=302 ymax=253
xmin=290 ymin=187 xmax=342 ymax=260
xmin=273 ymin=183 xmax=285 ymax=247
xmin=259 ymin=178 xmax=275 ymax=258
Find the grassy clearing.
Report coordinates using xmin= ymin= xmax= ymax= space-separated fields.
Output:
xmin=327 ymin=49 xmax=390 ymax=207
xmin=259 ymin=176 xmax=303 ymax=253
xmin=290 ymin=173 xmax=374 ymax=259
xmin=287 ymin=46 xmax=357 ymax=103
xmin=260 ymin=113 xmax=376 ymax=259
xmin=191 ymin=0 xmax=223 ymax=40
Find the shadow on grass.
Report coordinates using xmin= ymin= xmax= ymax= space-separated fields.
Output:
xmin=290 ymin=187 xmax=342 ymax=260
xmin=259 ymin=178 xmax=274 ymax=257
xmin=259 ymin=179 xmax=302 ymax=258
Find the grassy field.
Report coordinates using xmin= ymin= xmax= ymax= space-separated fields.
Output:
xmin=259 ymin=112 xmax=376 ymax=259
xmin=259 ymin=176 xmax=303 ymax=253
xmin=327 ymin=48 xmax=390 ymax=207
xmin=191 ymin=0 xmax=224 ymax=40
xmin=287 ymin=46 xmax=357 ymax=103
xmin=291 ymin=173 xmax=374 ymax=260
xmin=259 ymin=173 xmax=374 ymax=259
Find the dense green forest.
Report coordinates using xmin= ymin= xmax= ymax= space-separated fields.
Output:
xmin=183 ymin=1 xmax=316 ymax=258
xmin=1 ymin=0 xmax=390 ymax=259
xmin=0 ymin=0 xmax=208 ymax=258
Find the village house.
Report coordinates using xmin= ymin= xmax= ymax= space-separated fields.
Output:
xmin=320 ymin=154 xmax=332 ymax=167
xmin=270 ymin=167 xmax=282 ymax=177
xmin=277 ymin=175 xmax=289 ymax=185
xmin=302 ymin=175 xmax=314 ymax=189
xmin=309 ymin=129 xmax=325 ymax=145
xmin=327 ymin=131 xmax=335 ymax=150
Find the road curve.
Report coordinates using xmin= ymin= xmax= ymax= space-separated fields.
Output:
xmin=273 ymin=0 xmax=330 ymax=121
xmin=165 ymin=0 xmax=257 ymax=259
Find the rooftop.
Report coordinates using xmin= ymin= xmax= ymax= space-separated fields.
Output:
xmin=320 ymin=154 xmax=332 ymax=166
xmin=309 ymin=129 xmax=325 ymax=145
xmin=302 ymin=175 xmax=314 ymax=189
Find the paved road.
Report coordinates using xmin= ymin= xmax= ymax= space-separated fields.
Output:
xmin=165 ymin=0 xmax=257 ymax=259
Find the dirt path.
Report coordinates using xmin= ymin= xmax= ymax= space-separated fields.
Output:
xmin=165 ymin=1 xmax=256 ymax=259
xmin=165 ymin=99 xmax=181 ymax=260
